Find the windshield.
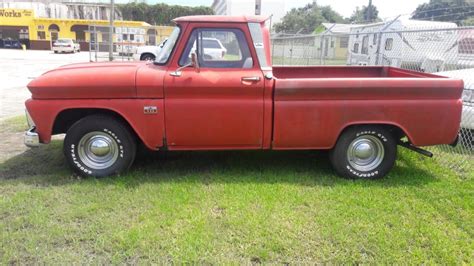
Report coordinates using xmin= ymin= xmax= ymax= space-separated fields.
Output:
xmin=155 ymin=27 xmax=180 ymax=64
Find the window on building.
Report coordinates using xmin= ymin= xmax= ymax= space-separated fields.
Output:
xmin=102 ymin=33 xmax=109 ymax=43
xmin=330 ymin=40 xmax=334 ymax=48
xmin=37 ymin=31 xmax=46 ymax=40
xmin=459 ymin=38 xmax=474 ymax=54
xmin=130 ymin=34 xmax=134 ymax=41
xmin=122 ymin=34 xmax=128 ymax=41
xmin=19 ymin=30 xmax=29 ymax=39
xmin=385 ymin=38 xmax=393 ymax=51
xmin=373 ymin=33 xmax=378 ymax=45
xmin=353 ymin=42 xmax=359 ymax=53
xmin=90 ymin=32 xmax=96 ymax=43
xmin=75 ymin=31 xmax=85 ymax=42
xmin=339 ymin=37 xmax=349 ymax=48
xmin=361 ymin=36 xmax=369 ymax=55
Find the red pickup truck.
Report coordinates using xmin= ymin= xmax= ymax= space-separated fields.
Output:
xmin=24 ymin=16 xmax=463 ymax=179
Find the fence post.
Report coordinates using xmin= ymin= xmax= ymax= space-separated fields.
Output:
xmin=289 ymin=38 xmax=293 ymax=65
xmin=319 ymin=35 xmax=324 ymax=65
xmin=282 ymin=40 xmax=285 ymax=65
xmin=375 ymin=15 xmax=400 ymax=66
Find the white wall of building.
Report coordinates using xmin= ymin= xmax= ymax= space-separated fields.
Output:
xmin=212 ymin=0 xmax=285 ymax=25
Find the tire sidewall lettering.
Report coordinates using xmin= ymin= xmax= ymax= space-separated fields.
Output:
xmin=69 ymin=128 xmax=125 ymax=175
xmin=348 ymin=129 xmax=387 ymax=178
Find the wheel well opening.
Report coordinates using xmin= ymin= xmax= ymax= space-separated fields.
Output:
xmin=53 ymin=108 xmax=140 ymax=143
xmin=340 ymin=124 xmax=408 ymax=142
xmin=140 ymin=53 xmax=155 ymax=60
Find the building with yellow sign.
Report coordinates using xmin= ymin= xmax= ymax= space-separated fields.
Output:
xmin=0 ymin=8 xmax=174 ymax=50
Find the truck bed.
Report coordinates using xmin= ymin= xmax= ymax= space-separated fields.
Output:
xmin=272 ymin=66 xmax=442 ymax=79
xmin=272 ymin=66 xmax=463 ymax=149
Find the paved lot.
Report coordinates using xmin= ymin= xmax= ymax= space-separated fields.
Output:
xmin=0 ymin=49 xmax=117 ymax=119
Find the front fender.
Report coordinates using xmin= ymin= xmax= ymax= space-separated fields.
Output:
xmin=25 ymin=99 xmax=165 ymax=150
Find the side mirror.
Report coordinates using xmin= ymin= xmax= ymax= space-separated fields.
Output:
xmin=169 ymin=52 xmax=200 ymax=77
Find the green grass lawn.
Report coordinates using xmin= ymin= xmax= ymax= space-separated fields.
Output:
xmin=0 ymin=117 xmax=472 ymax=264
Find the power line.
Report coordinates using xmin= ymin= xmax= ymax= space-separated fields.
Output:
xmin=411 ymin=4 xmax=474 ymax=16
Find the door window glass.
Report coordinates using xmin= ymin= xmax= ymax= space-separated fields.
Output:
xmin=179 ymin=28 xmax=252 ymax=69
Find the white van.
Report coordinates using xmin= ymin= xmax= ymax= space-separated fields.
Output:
xmin=347 ymin=18 xmax=458 ymax=72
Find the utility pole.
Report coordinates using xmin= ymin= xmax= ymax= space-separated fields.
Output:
xmin=109 ymin=0 xmax=115 ymax=61
xmin=367 ymin=0 xmax=373 ymax=22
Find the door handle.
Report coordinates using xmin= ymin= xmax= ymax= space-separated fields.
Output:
xmin=241 ymin=76 xmax=260 ymax=82
xmin=169 ymin=71 xmax=182 ymax=77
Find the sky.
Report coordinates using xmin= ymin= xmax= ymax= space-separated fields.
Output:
xmin=140 ymin=0 xmax=431 ymax=19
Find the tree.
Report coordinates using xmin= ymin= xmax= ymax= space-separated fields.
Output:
xmin=411 ymin=0 xmax=474 ymax=25
xmin=118 ymin=3 xmax=214 ymax=25
xmin=348 ymin=2 xmax=381 ymax=23
xmin=273 ymin=3 xmax=344 ymax=34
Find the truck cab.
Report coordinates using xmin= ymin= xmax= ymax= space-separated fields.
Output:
xmin=24 ymin=16 xmax=463 ymax=179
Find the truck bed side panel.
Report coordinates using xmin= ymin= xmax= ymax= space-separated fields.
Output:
xmin=273 ymin=78 xmax=463 ymax=149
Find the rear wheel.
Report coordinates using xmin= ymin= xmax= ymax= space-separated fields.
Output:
xmin=329 ymin=126 xmax=397 ymax=179
xmin=64 ymin=115 xmax=136 ymax=177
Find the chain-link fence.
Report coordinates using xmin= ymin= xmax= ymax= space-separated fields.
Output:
xmin=87 ymin=25 xmax=169 ymax=62
xmin=271 ymin=19 xmax=474 ymax=176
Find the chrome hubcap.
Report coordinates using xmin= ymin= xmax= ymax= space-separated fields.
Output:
xmin=78 ymin=132 xmax=119 ymax=170
xmin=90 ymin=139 xmax=110 ymax=156
xmin=347 ymin=135 xmax=385 ymax=172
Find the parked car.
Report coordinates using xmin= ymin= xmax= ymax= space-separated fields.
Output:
xmin=1 ymin=39 xmax=22 ymax=49
xmin=24 ymin=16 xmax=464 ymax=179
xmin=52 ymin=38 xmax=80 ymax=53
xmin=133 ymin=38 xmax=168 ymax=61
xmin=435 ymin=68 xmax=474 ymax=145
xmin=134 ymin=37 xmax=227 ymax=61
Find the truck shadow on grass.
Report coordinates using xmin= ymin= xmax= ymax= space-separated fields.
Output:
xmin=0 ymin=140 xmax=441 ymax=187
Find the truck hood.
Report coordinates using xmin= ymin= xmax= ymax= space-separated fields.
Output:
xmin=27 ymin=62 xmax=147 ymax=99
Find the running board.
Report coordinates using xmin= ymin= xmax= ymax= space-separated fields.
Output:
xmin=398 ymin=141 xmax=433 ymax=158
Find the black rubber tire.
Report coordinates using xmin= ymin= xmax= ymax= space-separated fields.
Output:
xmin=329 ymin=126 xmax=397 ymax=179
xmin=63 ymin=115 xmax=136 ymax=177
xmin=54 ymin=51 xmax=58 ymax=54
xmin=140 ymin=53 xmax=155 ymax=61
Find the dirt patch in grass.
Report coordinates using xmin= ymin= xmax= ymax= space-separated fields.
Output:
xmin=0 ymin=116 xmax=29 ymax=163
xmin=0 ymin=116 xmax=67 ymax=179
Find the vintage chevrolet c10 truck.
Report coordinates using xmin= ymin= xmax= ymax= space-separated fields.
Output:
xmin=24 ymin=16 xmax=464 ymax=179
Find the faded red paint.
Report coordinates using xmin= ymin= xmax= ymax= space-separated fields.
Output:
xmin=25 ymin=16 xmax=463 ymax=151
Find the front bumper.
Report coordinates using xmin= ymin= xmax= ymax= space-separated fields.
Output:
xmin=52 ymin=47 xmax=74 ymax=53
xmin=24 ymin=127 xmax=40 ymax=148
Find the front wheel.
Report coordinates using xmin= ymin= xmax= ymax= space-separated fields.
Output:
xmin=329 ymin=126 xmax=397 ymax=179
xmin=64 ymin=115 xmax=136 ymax=177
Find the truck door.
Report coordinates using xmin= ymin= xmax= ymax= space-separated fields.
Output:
xmin=164 ymin=27 xmax=264 ymax=149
